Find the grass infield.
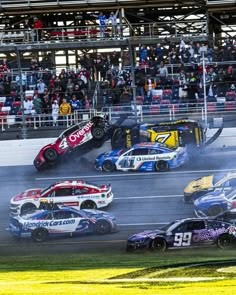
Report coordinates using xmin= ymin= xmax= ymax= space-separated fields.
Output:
xmin=1 ymin=249 xmax=236 ymax=294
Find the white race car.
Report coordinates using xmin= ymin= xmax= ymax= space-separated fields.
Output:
xmin=10 ymin=180 xmax=113 ymax=215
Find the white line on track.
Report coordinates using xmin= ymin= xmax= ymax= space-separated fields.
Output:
xmin=35 ymin=168 xmax=236 ymax=181
xmin=114 ymin=195 xmax=182 ymax=200
xmin=118 ymin=222 xmax=168 ymax=226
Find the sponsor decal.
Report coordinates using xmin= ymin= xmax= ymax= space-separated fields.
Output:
xmin=125 ymin=129 xmax=132 ymax=147
xmin=68 ymin=121 xmax=93 ymax=143
xmin=192 ymin=227 xmax=226 ymax=242
xmin=23 ymin=219 xmax=76 ymax=229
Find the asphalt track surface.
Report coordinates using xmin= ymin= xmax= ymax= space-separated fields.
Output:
xmin=1 ymin=149 xmax=236 ymax=256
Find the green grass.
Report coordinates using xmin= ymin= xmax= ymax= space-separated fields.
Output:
xmin=1 ymin=249 xmax=236 ymax=294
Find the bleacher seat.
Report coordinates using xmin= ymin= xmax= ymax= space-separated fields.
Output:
xmin=150 ymin=104 xmax=160 ymax=115
xmin=4 ymin=97 xmax=14 ymax=107
xmin=152 ymin=95 xmax=162 ymax=104
xmin=162 ymin=93 xmax=172 ymax=100
xmin=225 ymin=101 xmax=235 ymax=111
xmin=142 ymin=105 xmax=151 ymax=115
xmin=25 ymin=90 xmax=34 ymax=100
xmin=0 ymin=111 xmax=9 ymax=123
xmin=226 ymin=91 xmax=236 ymax=101
xmin=1 ymin=106 xmax=11 ymax=113
xmin=207 ymin=102 xmax=217 ymax=112
xmin=160 ymin=104 xmax=169 ymax=114
xmin=163 ymin=89 xmax=172 ymax=95
xmin=160 ymin=99 xmax=170 ymax=105
xmin=12 ymin=101 xmax=21 ymax=107
xmin=216 ymin=102 xmax=225 ymax=111
xmin=136 ymin=96 xmax=144 ymax=105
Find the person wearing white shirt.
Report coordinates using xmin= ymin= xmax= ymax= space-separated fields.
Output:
xmin=108 ymin=11 xmax=118 ymax=38
xmin=52 ymin=100 xmax=59 ymax=126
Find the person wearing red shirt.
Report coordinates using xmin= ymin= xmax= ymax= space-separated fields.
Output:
xmin=33 ymin=16 xmax=43 ymax=41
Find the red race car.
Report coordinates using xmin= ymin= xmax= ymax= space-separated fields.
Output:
xmin=34 ymin=116 xmax=110 ymax=170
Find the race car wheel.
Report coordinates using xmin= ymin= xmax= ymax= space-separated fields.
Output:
xmin=31 ymin=228 xmax=48 ymax=242
xmin=92 ymin=126 xmax=105 ymax=140
xmin=207 ymin=205 xmax=224 ymax=216
xmin=151 ymin=238 xmax=167 ymax=252
xmin=94 ymin=220 xmax=111 ymax=234
xmin=155 ymin=161 xmax=169 ymax=172
xmin=102 ymin=160 xmax=116 ymax=172
xmin=217 ymin=233 xmax=233 ymax=249
xmin=20 ymin=203 xmax=36 ymax=215
xmin=44 ymin=148 xmax=58 ymax=162
xmin=80 ymin=200 xmax=97 ymax=210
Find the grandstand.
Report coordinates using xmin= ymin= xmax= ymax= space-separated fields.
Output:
xmin=0 ymin=0 xmax=236 ymax=138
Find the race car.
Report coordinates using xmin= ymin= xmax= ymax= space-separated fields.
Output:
xmin=7 ymin=206 xmax=118 ymax=242
xmin=183 ymin=171 xmax=236 ymax=203
xmin=126 ymin=217 xmax=236 ymax=252
xmin=9 ymin=180 xmax=113 ymax=216
xmin=34 ymin=116 xmax=111 ymax=170
xmin=95 ymin=142 xmax=188 ymax=172
xmin=194 ymin=188 xmax=236 ymax=217
xmin=215 ymin=209 xmax=236 ymax=225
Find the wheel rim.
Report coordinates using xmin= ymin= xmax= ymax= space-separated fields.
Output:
xmin=96 ymin=221 xmax=110 ymax=234
xmin=33 ymin=229 xmax=47 ymax=242
xmin=152 ymin=239 xmax=166 ymax=251
xmin=93 ymin=127 xmax=105 ymax=139
xmin=218 ymin=235 xmax=231 ymax=248
xmin=45 ymin=149 xmax=57 ymax=161
xmin=103 ymin=161 xmax=115 ymax=172
xmin=156 ymin=161 xmax=168 ymax=171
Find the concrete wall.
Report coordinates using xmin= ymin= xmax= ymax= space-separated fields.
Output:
xmin=0 ymin=128 xmax=235 ymax=166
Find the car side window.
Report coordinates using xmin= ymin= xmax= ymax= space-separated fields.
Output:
xmin=149 ymin=149 xmax=162 ymax=155
xmin=176 ymin=221 xmax=205 ymax=232
xmin=53 ymin=210 xmax=73 ymax=219
xmin=74 ymin=188 xmax=89 ymax=195
xmin=131 ymin=148 xmax=149 ymax=156
xmin=54 ymin=188 xmax=73 ymax=197
xmin=229 ymin=179 xmax=236 ymax=186
xmin=38 ymin=212 xmax=53 ymax=220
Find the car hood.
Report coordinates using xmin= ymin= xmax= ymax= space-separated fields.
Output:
xmin=12 ymin=189 xmax=42 ymax=202
xmin=128 ymin=229 xmax=165 ymax=241
xmin=184 ymin=175 xmax=214 ymax=194
xmin=81 ymin=209 xmax=113 ymax=219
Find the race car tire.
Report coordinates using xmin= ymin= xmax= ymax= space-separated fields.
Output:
xmin=92 ymin=126 xmax=105 ymax=140
xmin=80 ymin=200 xmax=97 ymax=210
xmin=207 ymin=205 xmax=224 ymax=216
xmin=44 ymin=148 xmax=58 ymax=162
xmin=31 ymin=228 xmax=49 ymax=242
xmin=20 ymin=203 xmax=36 ymax=215
xmin=151 ymin=238 xmax=167 ymax=252
xmin=94 ymin=220 xmax=111 ymax=234
xmin=155 ymin=161 xmax=169 ymax=172
xmin=217 ymin=233 xmax=233 ymax=249
xmin=102 ymin=160 xmax=116 ymax=172
xmin=111 ymin=128 xmax=126 ymax=150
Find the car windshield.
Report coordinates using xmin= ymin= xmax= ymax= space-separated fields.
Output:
xmin=225 ymin=188 xmax=236 ymax=199
xmin=119 ymin=148 xmax=130 ymax=155
xmin=160 ymin=221 xmax=178 ymax=231
xmin=214 ymin=174 xmax=229 ymax=186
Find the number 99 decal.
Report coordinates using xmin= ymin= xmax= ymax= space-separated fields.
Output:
xmin=173 ymin=232 xmax=192 ymax=247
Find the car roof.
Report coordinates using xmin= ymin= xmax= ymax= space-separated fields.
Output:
xmin=52 ymin=180 xmax=98 ymax=188
xmin=133 ymin=142 xmax=170 ymax=149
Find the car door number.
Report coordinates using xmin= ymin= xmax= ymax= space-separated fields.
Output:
xmin=59 ymin=138 xmax=69 ymax=150
xmin=173 ymin=232 xmax=192 ymax=247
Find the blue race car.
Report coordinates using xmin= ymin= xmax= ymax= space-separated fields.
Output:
xmin=95 ymin=142 xmax=188 ymax=172
xmin=7 ymin=206 xmax=118 ymax=242
xmin=194 ymin=188 xmax=236 ymax=217
xmin=127 ymin=217 xmax=236 ymax=252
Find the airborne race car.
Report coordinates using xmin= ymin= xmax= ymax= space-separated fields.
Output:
xmin=34 ymin=116 xmax=111 ymax=170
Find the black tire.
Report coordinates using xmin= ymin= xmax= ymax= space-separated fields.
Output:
xmin=102 ymin=160 xmax=116 ymax=172
xmin=111 ymin=128 xmax=126 ymax=149
xmin=92 ymin=126 xmax=105 ymax=140
xmin=207 ymin=205 xmax=224 ymax=216
xmin=44 ymin=148 xmax=58 ymax=162
xmin=155 ymin=161 xmax=169 ymax=172
xmin=151 ymin=238 xmax=167 ymax=252
xmin=20 ymin=203 xmax=36 ymax=215
xmin=80 ymin=200 xmax=97 ymax=210
xmin=217 ymin=233 xmax=232 ymax=249
xmin=94 ymin=220 xmax=111 ymax=234
xmin=31 ymin=228 xmax=48 ymax=242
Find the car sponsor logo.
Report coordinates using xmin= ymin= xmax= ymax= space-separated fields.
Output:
xmin=23 ymin=219 xmax=76 ymax=228
xmin=137 ymin=156 xmax=171 ymax=161
xmin=68 ymin=121 xmax=93 ymax=143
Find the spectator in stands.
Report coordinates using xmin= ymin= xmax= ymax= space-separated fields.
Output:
xmin=139 ymin=44 xmax=148 ymax=62
xmin=52 ymin=100 xmax=59 ymax=126
xmin=23 ymin=19 xmax=32 ymax=42
xmin=70 ymin=94 xmax=82 ymax=112
xmin=82 ymin=95 xmax=90 ymax=109
xmin=23 ymin=97 xmax=33 ymax=125
xmin=66 ymin=78 xmax=75 ymax=96
xmin=3 ymin=75 xmax=11 ymax=95
xmin=27 ymin=71 xmax=38 ymax=90
xmin=157 ymin=61 xmax=168 ymax=84
xmin=33 ymin=16 xmax=43 ymax=41
xmin=155 ymin=43 xmax=164 ymax=64
xmin=169 ymin=47 xmax=180 ymax=64
xmin=42 ymin=95 xmax=52 ymax=125
xmin=93 ymin=12 xmax=107 ymax=39
xmin=59 ymin=98 xmax=71 ymax=124
xmin=32 ymin=92 xmax=43 ymax=114
xmin=37 ymin=79 xmax=46 ymax=97
xmin=108 ymin=11 xmax=118 ymax=38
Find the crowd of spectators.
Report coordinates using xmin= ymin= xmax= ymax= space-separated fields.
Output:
xmin=0 ymin=36 xmax=236 ymax=127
